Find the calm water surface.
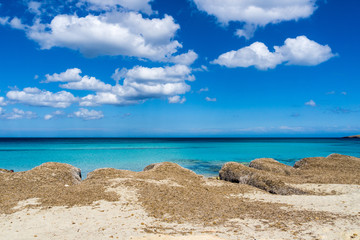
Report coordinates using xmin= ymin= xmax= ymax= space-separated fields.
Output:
xmin=0 ymin=138 xmax=359 ymax=177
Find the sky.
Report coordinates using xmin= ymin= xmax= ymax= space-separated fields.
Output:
xmin=0 ymin=0 xmax=359 ymax=137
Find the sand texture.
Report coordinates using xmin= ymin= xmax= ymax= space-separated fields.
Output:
xmin=1 ymin=154 xmax=360 ymax=239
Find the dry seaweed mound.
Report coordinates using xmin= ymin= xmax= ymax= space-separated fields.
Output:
xmin=142 ymin=162 xmax=201 ymax=182
xmin=86 ymin=167 xmax=136 ymax=180
xmin=292 ymin=153 xmax=360 ymax=184
xmin=219 ymin=162 xmax=306 ymax=195
xmin=249 ymin=158 xmax=296 ymax=176
xmin=224 ymin=154 xmax=360 ymax=186
xmin=0 ymin=162 xmax=118 ymax=214
xmin=1 ymin=161 xmax=337 ymax=226
xmin=27 ymin=162 xmax=82 ymax=184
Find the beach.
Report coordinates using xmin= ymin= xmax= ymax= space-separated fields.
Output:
xmin=1 ymin=154 xmax=360 ymax=240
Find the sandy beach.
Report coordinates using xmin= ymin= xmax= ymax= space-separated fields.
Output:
xmin=1 ymin=154 xmax=360 ymax=240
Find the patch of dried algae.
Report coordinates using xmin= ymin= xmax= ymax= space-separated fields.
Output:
xmin=0 ymin=162 xmax=118 ymax=214
xmin=2 ymin=153 xmax=359 ymax=229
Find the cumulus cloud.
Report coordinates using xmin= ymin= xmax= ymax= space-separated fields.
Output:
xmin=45 ymin=68 xmax=112 ymax=92
xmin=213 ymin=42 xmax=283 ymax=70
xmin=168 ymin=50 xmax=198 ymax=66
xmin=0 ymin=17 xmax=26 ymax=30
xmin=44 ymin=110 xmax=65 ymax=120
xmin=45 ymin=68 xmax=82 ymax=83
xmin=193 ymin=0 xmax=317 ymax=38
xmin=168 ymin=95 xmax=186 ymax=104
xmin=10 ymin=17 xmax=26 ymax=30
xmin=0 ymin=96 xmax=6 ymax=106
xmin=275 ymin=36 xmax=336 ymax=66
xmin=81 ymin=64 xmax=193 ymax=106
xmin=72 ymin=108 xmax=104 ymax=120
xmin=24 ymin=11 xmax=182 ymax=61
xmin=124 ymin=65 xmax=195 ymax=83
xmin=28 ymin=1 xmax=42 ymax=15
xmin=60 ymin=76 xmax=112 ymax=92
xmin=80 ymin=0 xmax=153 ymax=14
xmin=305 ymin=99 xmax=316 ymax=107
xmin=205 ymin=97 xmax=216 ymax=102
xmin=80 ymin=92 xmax=139 ymax=106
xmin=0 ymin=108 xmax=37 ymax=120
xmin=1 ymin=2 xmax=198 ymax=63
xmin=213 ymin=36 xmax=335 ymax=70
xmin=6 ymin=87 xmax=78 ymax=108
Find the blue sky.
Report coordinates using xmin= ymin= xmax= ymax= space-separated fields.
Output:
xmin=0 ymin=0 xmax=359 ymax=137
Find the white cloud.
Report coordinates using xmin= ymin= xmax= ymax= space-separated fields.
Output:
xmin=0 ymin=107 xmax=3 ymax=115
xmin=44 ymin=110 xmax=65 ymax=120
xmin=6 ymin=87 xmax=78 ymax=108
xmin=168 ymin=50 xmax=198 ymax=66
xmin=213 ymin=36 xmax=335 ymax=70
xmin=305 ymin=99 xmax=316 ymax=107
xmin=25 ymin=11 xmax=181 ymax=61
xmin=0 ymin=96 xmax=6 ymax=106
xmin=0 ymin=16 xmax=26 ymax=29
xmin=111 ymin=68 xmax=128 ymax=82
xmin=168 ymin=95 xmax=186 ymax=104
xmin=0 ymin=108 xmax=37 ymax=120
xmin=10 ymin=17 xmax=26 ymax=30
xmin=45 ymin=68 xmax=112 ymax=92
xmin=213 ymin=42 xmax=283 ymax=70
xmin=193 ymin=65 xmax=208 ymax=72
xmin=198 ymin=87 xmax=209 ymax=93
xmin=28 ymin=1 xmax=42 ymax=15
xmin=235 ymin=24 xmax=256 ymax=40
xmin=60 ymin=76 xmax=112 ymax=92
xmin=45 ymin=68 xmax=82 ymax=83
xmin=341 ymin=92 xmax=347 ymax=95
xmin=81 ymin=64 xmax=193 ymax=106
xmin=0 ymin=17 xmax=9 ymax=25
xmin=72 ymin=108 xmax=104 ymax=120
xmin=80 ymin=0 xmax=153 ymax=14
xmin=193 ymin=0 xmax=317 ymax=38
xmin=124 ymin=65 xmax=195 ymax=83
xmin=205 ymin=97 xmax=216 ymax=102
xmin=275 ymin=36 xmax=335 ymax=66
xmin=80 ymin=92 xmax=139 ymax=106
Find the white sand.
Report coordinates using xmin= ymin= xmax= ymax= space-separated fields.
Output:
xmin=1 ymin=182 xmax=360 ymax=240
xmin=236 ymin=184 xmax=360 ymax=215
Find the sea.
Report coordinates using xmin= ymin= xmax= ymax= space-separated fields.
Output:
xmin=0 ymin=138 xmax=359 ymax=177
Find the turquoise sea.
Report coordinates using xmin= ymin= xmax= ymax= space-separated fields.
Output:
xmin=0 ymin=138 xmax=359 ymax=177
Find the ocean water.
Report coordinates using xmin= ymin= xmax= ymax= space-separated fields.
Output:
xmin=0 ymin=138 xmax=359 ymax=177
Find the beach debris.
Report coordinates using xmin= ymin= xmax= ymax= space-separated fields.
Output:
xmin=32 ymin=162 xmax=82 ymax=185
xmin=219 ymin=162 xmax=306 ymax=195
xmin=249 ymin=158 xmax=296 ymax=176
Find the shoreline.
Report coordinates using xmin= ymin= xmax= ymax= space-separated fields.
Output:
xmin=1 ymin=154 xmax=360 ymax=239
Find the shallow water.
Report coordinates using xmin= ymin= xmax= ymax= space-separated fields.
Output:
xmin=0 ymin=138 xmax=359 ymax=177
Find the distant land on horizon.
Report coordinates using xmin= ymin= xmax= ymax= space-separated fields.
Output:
xmin=343 ymin=135 xmax=360 ymax=138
